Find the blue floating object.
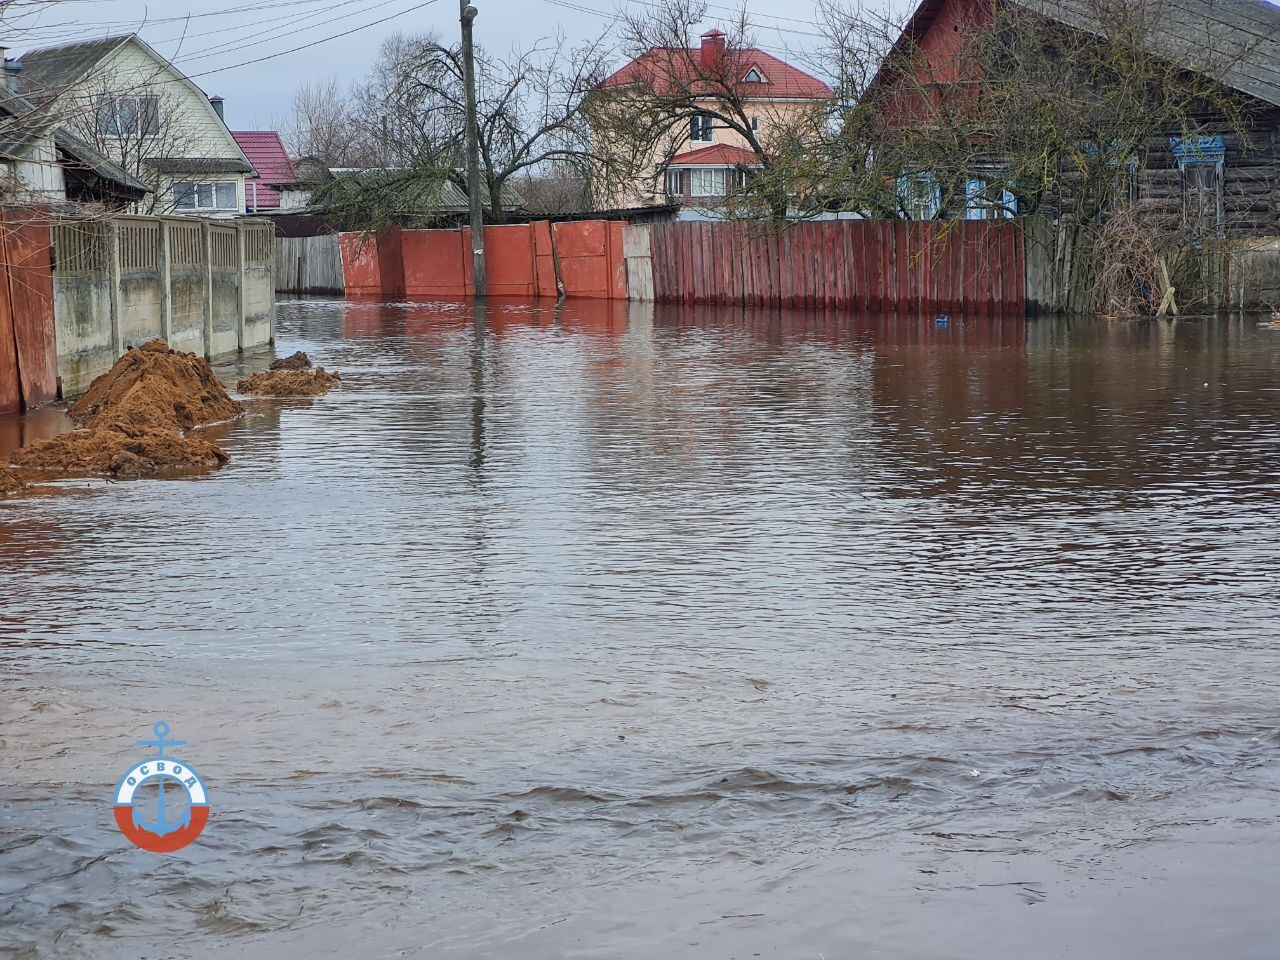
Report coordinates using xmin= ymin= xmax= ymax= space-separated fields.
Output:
xmin=935 ymin=314 xmax=950 ymax=326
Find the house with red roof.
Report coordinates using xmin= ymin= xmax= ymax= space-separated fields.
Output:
xmin=597 ymin=30 xmax=832 ymax=213
xmin=231 ymin=130 xmax=300 ymax=213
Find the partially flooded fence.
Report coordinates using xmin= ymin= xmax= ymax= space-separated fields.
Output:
xmin=0 ymin=207 xmax=59 ymax=413
xmin=51 ymin=215 xmax=275 ymax=395
xmin=276 ymin=235 xmax=344 ymax=295
xmin=642 ymin=220 xmax=1025 ymax=315
xmin=339 ymin=218 xmax=1026 ymax=316
xmin=338 ymin=221 xmax=627 ymax=300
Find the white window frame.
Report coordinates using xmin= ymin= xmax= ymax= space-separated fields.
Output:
xmin=690 ymin=113 xmax=715 ymax=143
xmin=665 ymin=168 xmax=683 ymax=196
xmin=898 ymin=173 xmax=940 ymax=220
xmin=742 ymin=67 xmax=768 ymax=83
xmin=96 ymin=95 xmax=161 ymax=138
xmin=173 ymin=180 xmax=240 ymax=211
xmin=690 ymin=167 xmax=730 ymax=197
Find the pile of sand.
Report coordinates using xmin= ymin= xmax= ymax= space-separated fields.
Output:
xmin=10 ymin=340 xmax=239 ymax=478
xmin=70 ymin=339 xmax=240 ymax=432
xmin=270 ymin=351 xmax=313 ymax=371
xmin=238 ymin=353 xmax=340 ymax=397
xmin=0 ymin=468 xmax=27 ymax=497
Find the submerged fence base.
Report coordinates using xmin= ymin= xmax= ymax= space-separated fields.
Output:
xmin=339 ymin=218 xmax=1027 ymax=316
xmin=1 ymin=208 xmax=60 ymax=414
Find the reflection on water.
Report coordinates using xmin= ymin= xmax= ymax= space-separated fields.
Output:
xmin=2 ymin=299 xmax=1280 ymax=959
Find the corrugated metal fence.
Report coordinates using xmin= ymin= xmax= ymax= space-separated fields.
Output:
xmin=645 ymin=220 xmax=1025 ymax=315
xmin=1 ymin=208 xmax=58 ymax=414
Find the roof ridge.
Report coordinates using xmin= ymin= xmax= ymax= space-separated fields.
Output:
xmin=15 ymin=34 xmax=133 ymax=58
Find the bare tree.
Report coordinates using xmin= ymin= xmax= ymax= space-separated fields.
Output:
xmin=516 ymin=166 xmax=589 ymax=216
xmin=311 ymin=29 xmax=614 ymax=228
xmin=283 ymin=78 xmax=365 ymax=167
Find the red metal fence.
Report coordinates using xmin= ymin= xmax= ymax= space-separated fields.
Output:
xmin=1 ymin=208 xmax=59 ymax=414
xmin=340 ymin=221 xmax=628 ymax=302
xmin=647 ymin=220 xmax=1025 ymax=315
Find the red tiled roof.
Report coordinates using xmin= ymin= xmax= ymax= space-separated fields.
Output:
xmin=231 ymin=131 xmax=297 ymax=210
xmin=669 ymin=144 xmax=762 ymax=165
xmin=601 ymin=46 xmax=832 ymax=99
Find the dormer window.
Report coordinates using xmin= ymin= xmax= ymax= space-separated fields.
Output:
xmin=742 ymin=67 xmax=767 ymax=83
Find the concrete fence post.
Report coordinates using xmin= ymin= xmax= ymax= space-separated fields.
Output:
xmin=269 ymin=230 xmax=277 ymax=344
xmin=107 ymin=219 xmax=122 ymax=358
xmin=236 ymin=223 xmax=247 ymax=353
xmin=158 ymin=219 xmax=173 ymax=343
xmin=201 ymin=221 xmax=213 ymax=359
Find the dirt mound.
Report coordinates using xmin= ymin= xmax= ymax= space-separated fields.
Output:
xmin=11 ymin=340 xmax=239 ymax=479
xmin=12 ymin=425 xmax=228 ymax=477
xmin=0 ymin=468 xmax=27 ymax=497
xmin=237 ymin=368 xmax=341 ymax=397
xmin=270 ymin=351 xmax=313 ymax=371
xmin=70 ymin=339 xmax=240 ymax=432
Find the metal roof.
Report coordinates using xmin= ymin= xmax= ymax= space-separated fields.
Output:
xmin=147 ymin=157 xmax=255 ymax=174
xmin=669 ymin=144 xmax=764 ymax=166
xmin=602 ymin=45 xmax=833 ymax=99
xmin=1 ymin=87 xmax=147 ymax=195
xmin=231 ymin=131 xmax=300 ymax=210
xmin=878 ymin=0 xmax=1280 ymax=109
xmin=12 ymin=36 xmax=131 ymax=101
xmin=1017 ymin=0 xmax=1280 ymax=108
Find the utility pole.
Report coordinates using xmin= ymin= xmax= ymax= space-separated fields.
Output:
xmin=460 ymin=1 xmax=487 ymax=297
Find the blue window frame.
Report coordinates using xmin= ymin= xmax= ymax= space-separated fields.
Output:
xmin=1170 ymin=135 xmax=1225 ymax=235
xmin=964 ymin=177 xmax=1016 ymax=220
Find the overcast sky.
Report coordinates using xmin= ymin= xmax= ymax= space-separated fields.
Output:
xmin=4 ymin=0 xmax=885 ymax=130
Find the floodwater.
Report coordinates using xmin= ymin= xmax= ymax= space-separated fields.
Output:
xmin=2 ymin=299 xmax=1280 ymax=959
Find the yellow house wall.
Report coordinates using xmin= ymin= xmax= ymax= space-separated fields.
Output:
xmin=600 ymin=96 xmax=822 ymax=209
xmin=55 ymin=40 xmax=249 ymax=216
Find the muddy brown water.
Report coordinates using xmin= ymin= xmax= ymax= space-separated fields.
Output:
xmin=2 ymin=299 xmax=1280 ymax=959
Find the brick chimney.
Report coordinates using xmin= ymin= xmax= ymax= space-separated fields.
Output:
xmin=700 ymin=29 xmax=726 ymax=70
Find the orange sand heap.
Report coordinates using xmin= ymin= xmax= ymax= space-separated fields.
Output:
xmin=70 ymin=339 xmax=240 ymax=432
xmin=238 ymin=352 xmax=340 ymax=397
xmin=10 ymin=340 xmax=240 ymax=478
xmin=269 ymin=351 xmax=313 ymax=371
xmin=0 ymin=468 xmax=27 ymax=497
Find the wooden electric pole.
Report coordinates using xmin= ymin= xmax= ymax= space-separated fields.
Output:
xmin=460 ymin=1 xmax=487 ymax=297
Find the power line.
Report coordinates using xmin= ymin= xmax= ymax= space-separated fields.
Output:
xmin=165 ymin=0 xmax=415 ymax=67
xmin=539 ymin=0 xmax=825 ymax=38
xmin=181 ymin=0 xmax=441 ymax=80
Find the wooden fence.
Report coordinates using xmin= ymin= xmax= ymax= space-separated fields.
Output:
xmin=276 ymin=235 xmax=344 ymax=295
xmin=644 ymin=220 xmax=1026 ymax=315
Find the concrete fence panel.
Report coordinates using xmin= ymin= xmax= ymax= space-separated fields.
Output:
xmin=209 ymin=224 xmax=242 ymax=357
xmin=116 ymin=219 xmax=163 ymax=348
xmin=49 ymin=214 xmax=276 ymax=396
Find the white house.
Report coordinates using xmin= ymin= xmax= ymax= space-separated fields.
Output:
xmin=2 ymin=48 xmax=148 ymax=207
xmin=11 ymin=35 xmax=254 ymax=216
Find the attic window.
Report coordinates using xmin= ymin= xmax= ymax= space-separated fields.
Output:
xmin=742 ymin=67 xmax=767 ymax=83
xmin=96 ymin=95 xmax=160 ymax=138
